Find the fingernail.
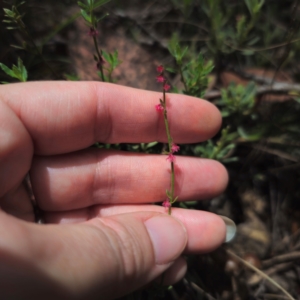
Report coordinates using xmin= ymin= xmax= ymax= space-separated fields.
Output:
xmin=220 ymin=216 xmax=236 ymax=243
xmin=144 ymin=216 xmax=187 ymax=265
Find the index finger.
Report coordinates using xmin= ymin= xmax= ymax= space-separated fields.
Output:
xmin=1 ymin=81 xmax=221 ymax=155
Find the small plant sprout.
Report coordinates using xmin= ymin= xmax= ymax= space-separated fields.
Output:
xmin=155 ymin=65 xmax=179 ymax=215
xmin=78 ymin=0 xmax=120 ymax=82
xmin=78 ymin=0 xmax=108 ymax=81
xmin=0 ymin=58 xmax=28 ymax=82
xmin=3 ymin=3 xmax=58 ymax=78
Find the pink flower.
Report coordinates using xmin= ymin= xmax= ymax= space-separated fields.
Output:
xmin=171 ymin=144 xmax=180 ymax=153
xmin=156 ymin=65 xmax=164 ymax=74
xmin=156 ymin=75 xmax=165 ymax=83
xmin=155 ymin=104 xmax=164 ymax=112
xmin=162 ymin=199 xmax=171 ymax=208
xmin=166 ymin=153 xmax=176 ymax=162
xmin=163 ymin=83 xmax=171 ymax=91
xmin=88 ymin=27 xmax=98 ymax=37
xmin=96 ymin=59 xmax=105 ymax=70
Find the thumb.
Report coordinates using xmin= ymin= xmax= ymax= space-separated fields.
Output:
xmin=1 ymin=211 xmax=187 ymax=299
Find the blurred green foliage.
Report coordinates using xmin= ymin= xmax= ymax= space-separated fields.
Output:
xmin=0 ymin=57 xmax=27 ymax=82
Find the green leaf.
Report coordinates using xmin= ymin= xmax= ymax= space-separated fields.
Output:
xmin=102 ymin=50 xmax=111 ymax=64
xmin=12 ymin=66 xmax=21 ymax=81
xmin=21 ymin=65 xmax=27 ymax=82
xmin=145 ymin=141 xmax=158 ymax=149
xmin=0 ymin=58 xmax=27 ymax=82
xmin=166 ymin=190 xmax=171 ymax=198
xmin=236 ymin=15 xmax=246 ymax=36
xmin=184 ymin=201 xmax=197 ymax=206
xmin=0 ymin=63 xmax=15 ymax=78
xmin=3 ymin=8 xmax=14 ymax=17
xmin=15 ymin=57 xmax=27 ymax=82
xmin=11 ymin=42 xmax=27 ymax=50
xmin=242 ymin=50 xmax=254 ymax=56
xmin=244 ymin=0 xmax=253 ymax=15
xmin=216 ymin=144 xmax=235 ymax=159
xmin=222 ymin=157 xmax=239 ymax=163
xmin=110 ymin=50 xmax=121 ymax=69
xmin=179 ymin=202 xmax=188 ymax=208
xmin=96 ymin=13 xmax=109 ymax=23
xmin=64 ymin=73 xmax=80 ymax=81
xmin=165 ymin=67 xmax=176 ymax=73
xmin=77 ymin=1 xmax=87 ymax=9
xmin=237 ymin=126 xmax=264 ymax=141
xmin=80 ymin=9 xmax=91 ymax=23
xmin=172 ymin=196 xmax=179 ymax=203
xmin=253 ymin=0 xmax=264 ymax=14
xmin=247 ymin=36 xmax=260 ymax=46
xmin=181 ymin=46 xmax=189 ymax=59
xmin=295 ymin=97 xmax=300 ymax=104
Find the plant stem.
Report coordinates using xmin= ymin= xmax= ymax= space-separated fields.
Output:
xmin=178 ymin=63 xmax=188 ymax=92
xmin=162 ymin=89 xmax=176 ymax=215
xmin=92 ymin=35 xmax=105 ymax=81
xmin=169 ymin=162 xmax=175 ymax=215
xmin=163 ymin=91 xmax=173 ymax=148
xmin=227 ymin=250 xmax=295 ymax=300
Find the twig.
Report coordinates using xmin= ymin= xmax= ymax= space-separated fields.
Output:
xmin=204 ymin=81 xmax=300 ymax=100
xmin=226 ymin=250 xmax=295 ymax=300
xmin=251 ymin=145 xmax=299 ymax=162
xmin=258 ymin=82 xmax=300 ymax=95
xmin=271 ymin=0 xmax=300 ymax=86
xmin=226 ymin=65 xmax=282 ymax=85
xmin=168 ymin=286 xmax=180 ymax=300
xmin=262 ymin=251 xmax=300 ymax=268
xmin=263 ymin=294 xmax=294 ymax=300
xmin=183 ymin=279 xmax=217 ymax=300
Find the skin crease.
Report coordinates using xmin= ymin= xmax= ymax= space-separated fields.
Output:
xmin=0 ymin=81 xmax=228 ymax=299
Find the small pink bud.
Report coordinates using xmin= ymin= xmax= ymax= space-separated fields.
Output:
xmin=88 ymin=27 xmax=98 ymax=37
xmin=96 ymin=59 xmax=105 ymax=70
xmin=162 ymin=199 xmax=171 ymax=208
xmin=171 ymin=144 xmax=180 ymax=153
xmin=156 ymin=75 xmax=165 ymax=83
xmin=163 ymin=83 xmax=171 ymax=91
xmin=155 ymin=104 xmax=164 ymax=112
xmin=156 ymin=65 xmax=164 ymax=74
xmin=166 ymin=153 xmax=176 ymax=162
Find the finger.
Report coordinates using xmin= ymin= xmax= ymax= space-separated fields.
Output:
xmin=1 ymin=81 xmax=221 ymax=155
xmin=0 ymin=100 xmax=32 ymax=197
xmin=157 ymin=257 xmax=187 ymax=286
xmin=0 ymin=210 xmax=190 ymax=299
xmin=44 ymin=205 xmax=226 ymax=254
xmin=30 ymin=149 xmax=228 ymax=211
xmin=0 ymin=183 xmax=34 ymax=222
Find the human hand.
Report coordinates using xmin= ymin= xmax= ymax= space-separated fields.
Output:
xmin=0 ymin=81 xmax=229 ymax=299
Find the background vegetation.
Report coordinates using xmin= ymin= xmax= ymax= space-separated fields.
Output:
xmin=1 ymin=0 xmax=300 ymax=298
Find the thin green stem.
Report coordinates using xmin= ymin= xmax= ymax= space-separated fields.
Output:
xmin=169 ymin=162 xmax=175 ymax=215
xmin=178 ymin=63 xmax=188 ymax=92
xmin=92 ymin=35 xmax=105 ymax=81
xmin=162 ymin=89 xmax=176 ymax=215
xmin=162 ymin=90 xmax=173 ymax=148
